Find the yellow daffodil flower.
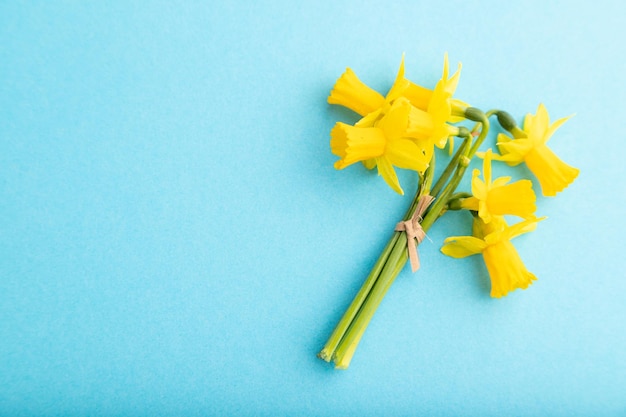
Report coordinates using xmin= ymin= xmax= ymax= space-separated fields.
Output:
xmin=327 ymin=55 xmax=465 ymax=178
xmin=461 ymin=149 xmax=536 ymax=223
xmin=491 ymin=104 xmax=579 ymax=196
xmin=327 ymin=56 xmax=417 ymax=171
xmin=330 ymin=98 xmax=430 ymax=194
xmin=358 ymin=57 xmax=463 ymax=169
xmin=441 ymin=216 xmax=543 ymax=298
xmin=327 ymin=68 xmax=386 ymax=117
xmin=386 ymin=54 xmax=464 ymax=149
xmin=328 ymin=54 xmax=462 ymax=138
xmin=327 ymin=54 xmax=416 ymax=117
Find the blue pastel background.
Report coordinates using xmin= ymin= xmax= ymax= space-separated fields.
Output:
xmin=2 ymin=1 xmax=625 ymax=416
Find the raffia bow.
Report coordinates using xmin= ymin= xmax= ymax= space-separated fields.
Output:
xmin=395 ymin=195 xmax=435 ymax=273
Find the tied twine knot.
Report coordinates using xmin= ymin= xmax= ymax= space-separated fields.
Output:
xmin=395 ymin=195 xmax=435 ymax=273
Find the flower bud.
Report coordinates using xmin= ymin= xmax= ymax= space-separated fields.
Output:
xmin=464 ymin=107 xmax=485 ymax=122
xmin=496 ymin=111 xmax=518 ymax=131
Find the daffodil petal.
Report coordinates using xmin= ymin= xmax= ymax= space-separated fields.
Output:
xmin=485 ymin=217 xmax=544 ymax=244
xmin=377 ymin=98 xmax=412 ymax=139
xmin=441 ymin=53 xmax=449 ymax=81
xmin=444 ymin=62 xmax=462 ymax=96
xmin=478 ymin=200 xmax=491 ymax=223
xmin=471 ymin=168 xmax=487 ymax=199
xmin=496 ymin=132 xmax=513 ymax=146
xmin=355 ymin=108 xmax=382 ymax=128
xmin=441 ymin=236 xmax=487 ymax=258
xmin=487 ymin=179 xmax=537 ymax=219
xmin=482 ymin=148 xmax=493 ymax=187
xmin=403 ymin=81 xmax=433 ymax=110
xmin=524 ymin=103 xmax=549 ymax=141
xmin=544 ymin=114 xmax=573 ymax=144
xmin=491 ymin=176 xmax=512 ymax=188
xmin=495 ymin=139 xmax=534 ymax=166
xmin=376 ymin=156 xmax=404 ymax=195
xmin=385 ymin=54 xmax=411 ymax=102
xmin=386 ymin=137 xmax=429 ymax=172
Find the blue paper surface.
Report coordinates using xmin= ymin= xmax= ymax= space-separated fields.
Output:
xmin=1 ymin=1 xmax=625 ymax=415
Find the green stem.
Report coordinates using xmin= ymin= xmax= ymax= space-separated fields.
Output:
xmin=333 ymin=215 xmax=440 ymax=368
xmin=468 ymin=111 xmax=490 ymax=157
xmin=317 ymin=230 xmax=401 ymax=362
xmin=330 ymin=161 xmax=443 ymax=368
xmin=448 ymin=191 xmax=472 ymax=201
xmin=423 ymin=112 xmax=489 ymax=231
xmin=332 ymin=232 xmax=408 ymax=368
xmin=430 ymin=137 xmax=470 ymax=199
xmin=403 ymin=157 xmax=435 ymax=222
xmin=421 ymin=143 xmax=472 ymax=231
xmin=322 ymin=113 xmax=491 ymax=368
xmin=319 ymin=164 xmax=435 ymax=364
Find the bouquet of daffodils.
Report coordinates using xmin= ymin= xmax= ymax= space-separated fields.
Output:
xmin=318 ymin=54 xmax=579 ymax=369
